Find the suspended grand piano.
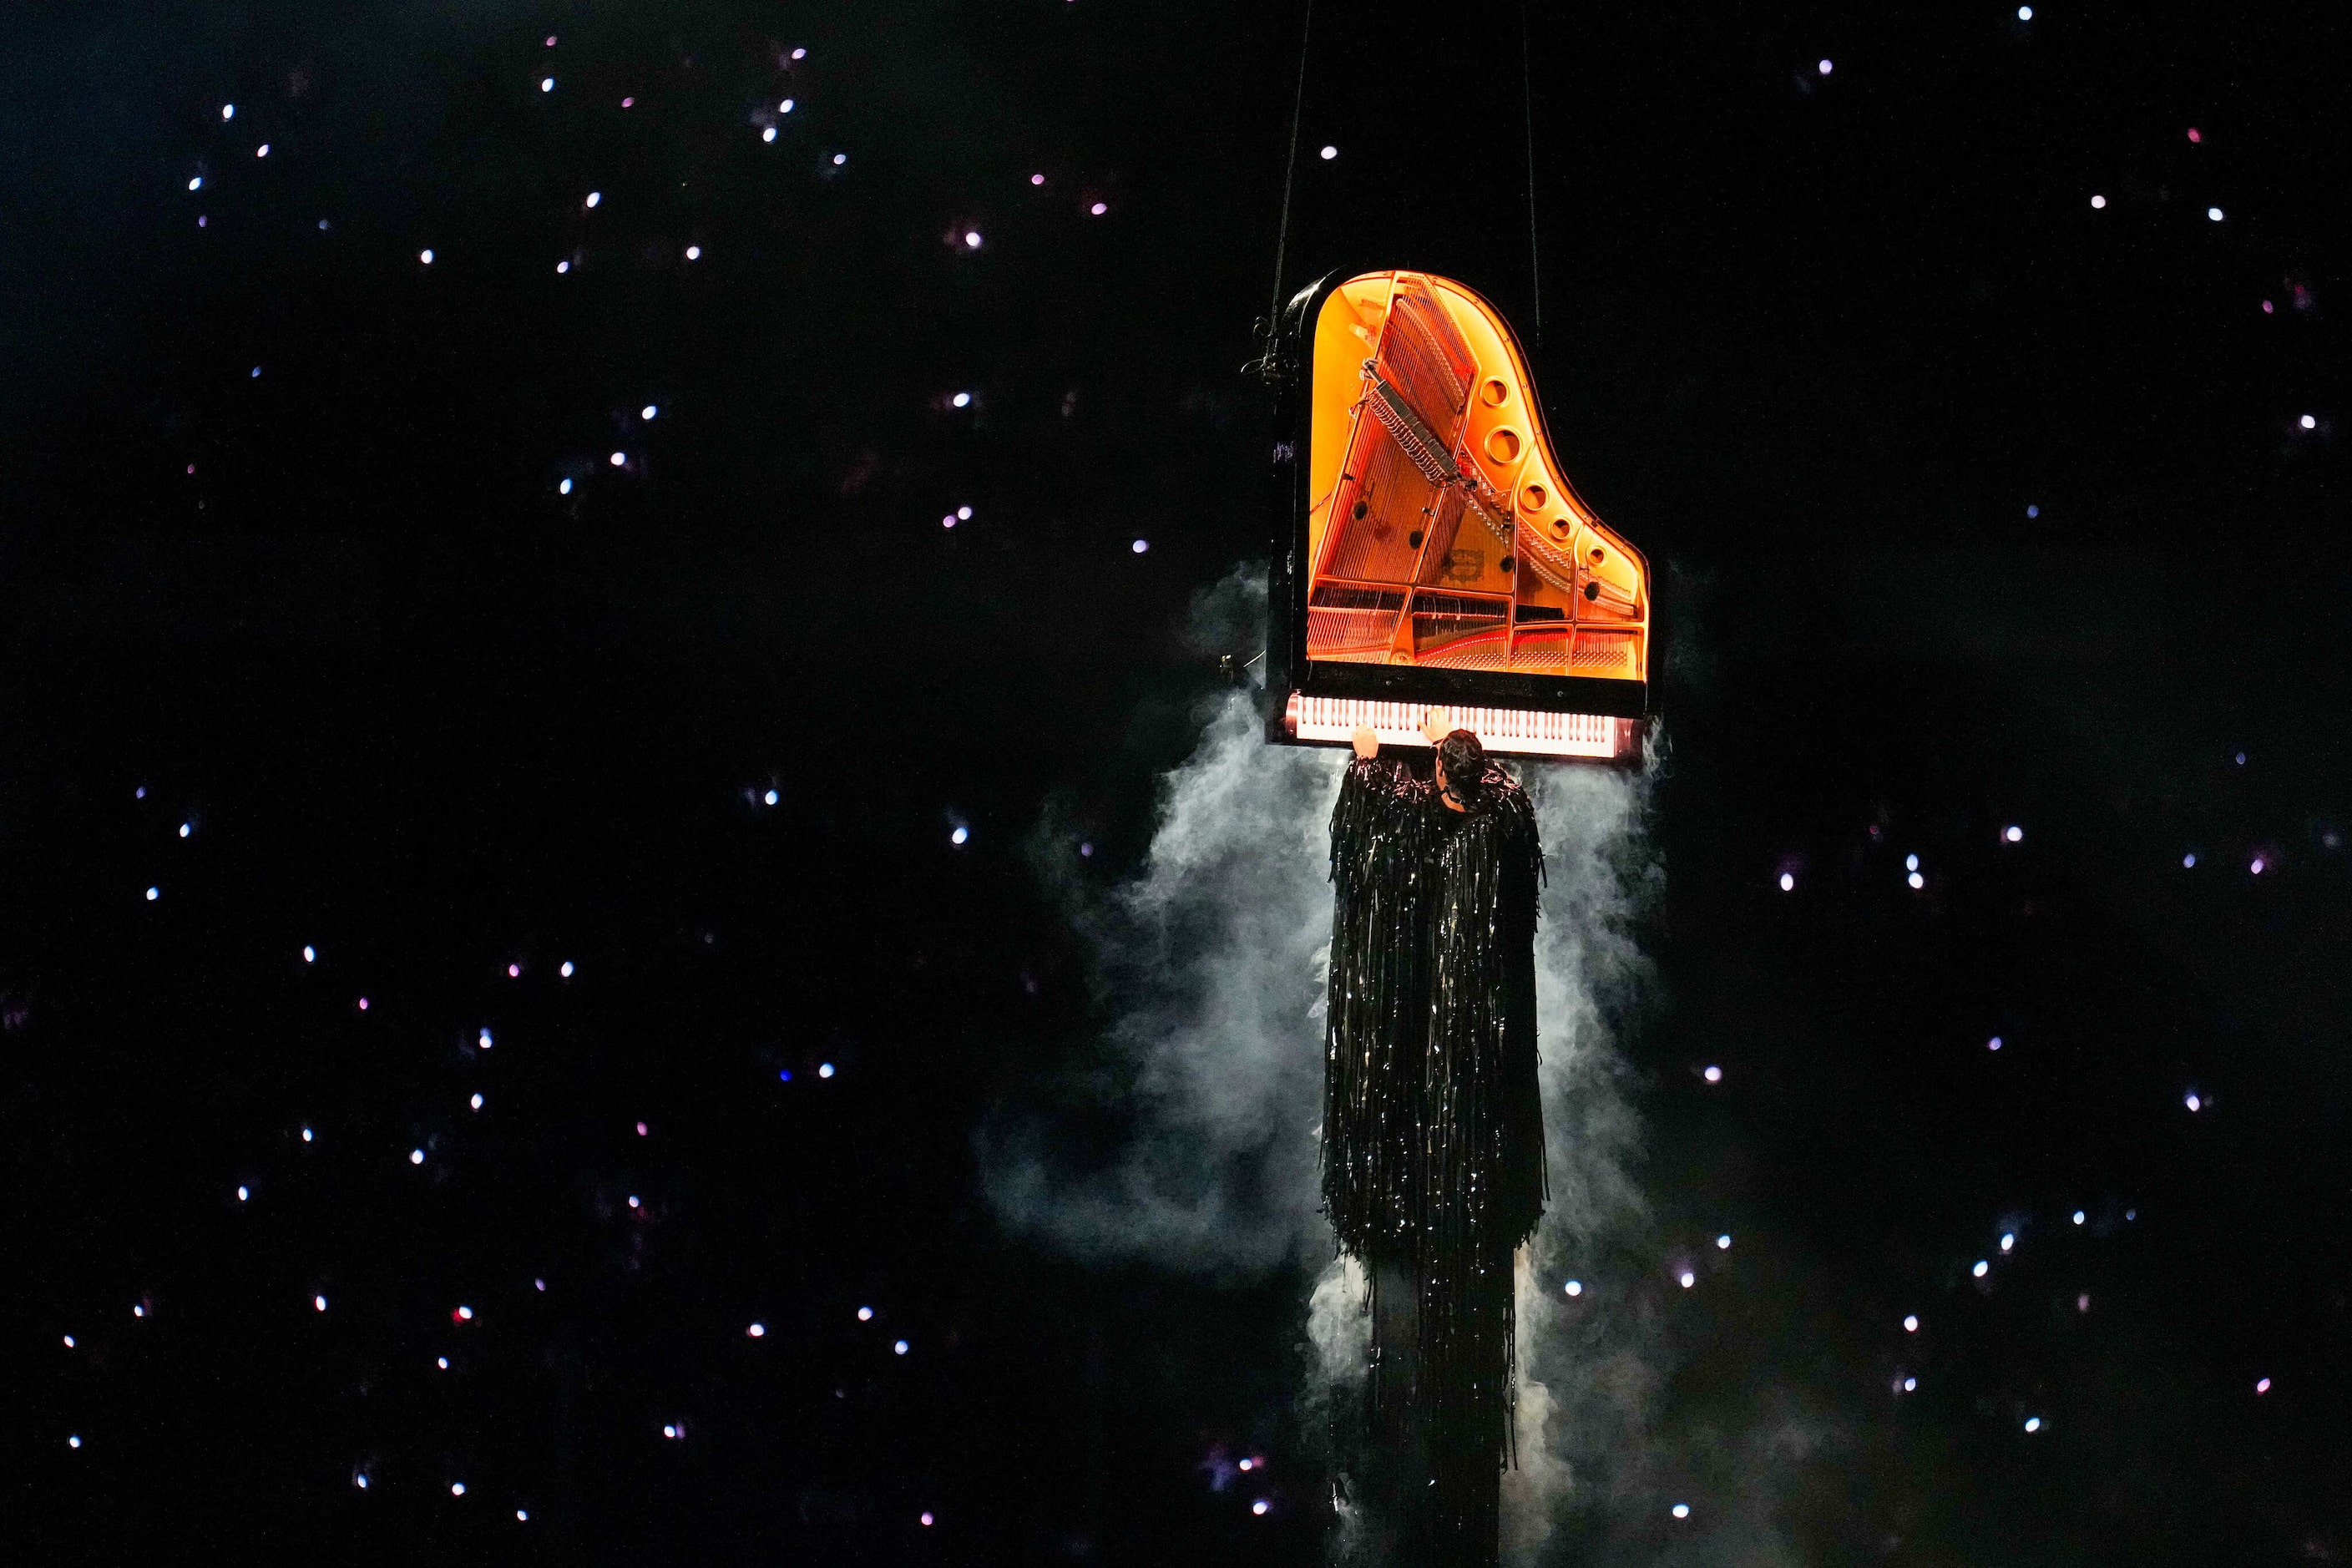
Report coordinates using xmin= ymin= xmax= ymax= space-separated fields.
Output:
xmin=1263 ymin=270 xmax=1647 ymax=763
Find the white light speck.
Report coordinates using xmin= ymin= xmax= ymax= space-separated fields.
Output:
xmin=1030 ymin=172 xmax=1045 ymax=185
xmin=1703 ymin=1064 xmax=1722 ymax=1083
xmin=1972 ymin=1260 xmax=1990 ymax=1277
xmin=188 ymin=177 xmax=202 ymax=191
xmin=2005 ymin=824 xmax=2023 ymax=842
xmin=2183 ymin=852 xmax=2198 ymax=868
xmin=585 ymin=191 xmax=600 ymax=208
xmin=2023 ymin=1417 xmax=2042 ymax=1433
xmin=419 ymin=249 xmax=433 ymax=265
xmin=301 ymin=1126 xmax=313 ymax=1142
xmin=1672 ymin=1503 xmax=1691 ymax=1519
xmin=437 ymin=1355 xmax=448 ymax=1368
xmin=957 ymin=505 xmax=973 ymax=519
xmin=134 ymin=1304 xmax=144 ymax=1318
xmin=2000 ymin=1232 xmax=2016 ymax=1252
xmin=2256 ymin=1377 xmax=2272 ymax=1393
xmin=792 ymin=47 xmax=807 ymax=59
xmin=818 ymin=1062 xmax=836 ymax=1079
xmin=780 ymin=99 xmax=795 ymax=113
xmin=1319 ymin=144 xmax=1337 ymax=159
xmin=556 ymin=260 xmax=569 ymax=274
xmin=179 ymin=821 xmax=192 ymax=837
xmin=456 ymin=1307 xmax=473 ymax=1326
xmin=832 ymin=153 xmax=847 ymax=166
xmin=409 ymin=1148 xmax=424 ymax=1165
xmin=1903 ymin=1375 xmax=1917 ymax=1390
xmin=1818 ymin=58 xmax=1833 ymax=74
xmin=951 ymin=392 xmax=971 ymax=407
xmin=641 ymin=404 xmax=658 ymax=421
xmin=1252 ymin=1500 xmax=1270 ymax=1516
xmin=452 ymin=1482 xmax=466 ymax=1495
xmin=314 ymin=1294 xmax=328 ymax=1311
xmin=965 ymin=230 xmax=983 ymax=247
xmin=920 ymin=1511 xmax=935 ymax=1526
xmin=1904 ymin=1315 xmax=1920 ymax=1332
xmin=2300 ymin=414 xmax=2318 ymax=429
xmin=1090 ymin=201 xmax=1108 ymax=215
xmin=518 ymin=1510 xmax=529 ymax=1521
xmin=63 ymin=1335 xmax=75 ymax=1348
xmin=478 ymin=1028 xmax=493 ymax=1049
xmin=1907 ymin=871 xmax=1925 ymax=889
xmin=1678 ymin=1271 xmax=1696 ymax=1288
xmin=609 ymin=452 xmax=625 ymax=466
xmin=355 ymin=1474 xmax=368 ymax=1489
xmin=145 ymin=887 xmax=159 ymax=901
xmin=662 ymin=1424 xmax=677 ymax=1439
xmin=1132 ymin=539 xmax=1150 ymax=554
xmin=950 ymin=826 xmax=969 ymax=845
xmin=857 ymin=1306 xmax=873 ymax=1321
xmin=560 ymin=960 xmax=574 ymax=977
xmin=2072 ymin=1210 xmax=2085 ymax=1224
xmin=470 ymin=1093 xmax=483 ymax=1110
xmin=1716 ymin=1233 xmax=1732 ymax=1249
xmin=2185 ymin=1092 xmax=2202 ymax=1111
xmin=2018 ymin=4 xmax=2032 ymax=17
xmin=685 ymin=245 xmax=701 ymax=260
xmin=763 ymin=789 xmax=778 ymax=806
xmin=222 ymin=104 xmax=235 ymax=119
xmin=256 ymin=144 xmax=269 ymax=158
xmin=68 ymin=1435 xmax=82 ymax=1449
xmin=628 ymin=1194 xmax=640 ymax=1208
xmin=302 ymin=945 xmax=315 ymax=963
xmin=1563 ymin=1279 xmax=1583 ymax=1297
xmin=1778 ymin=872 xmax=1794 ymax=891
xmin=762 ymin=126 xmax=776 ymax=142
xmin=559 ymin=478 xmax=572 ymax=494
xmin=1988 ymin=1035 xmax=2003 ymax=1051
xmin=2208 ymin=207 xmax=2223 ymax=221
xmin=747 ymin=1322 xmax=766 ymax=1337
xmin=893 ymin=1339 xmax=909 ymax=1355
xmin=2090 ymin=194 xmax=2106 ymax=210
xmin=541 ymin=78 xmax=554 ymax=92
xmin=2250 ymin=857 xmax=2265 ymax=875
xmin=1904 ymin=853 xmax=1920 ymax=871
xmin=236 ymin=1186 xmax=249 ymax=1201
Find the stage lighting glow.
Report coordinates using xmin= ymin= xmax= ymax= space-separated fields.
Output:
xmin=1903 ymin=1376 xmax=1917 ymax=1390
xmin=1972 ymin=1260 xmax=1989 ymax=1277
xmin=1703 ymin=1065 xmax=1722 ymax=1083
xmin=951 ymin=827 xmax=969 ymax=845
xmin=747 ymin=1323 xmax=766 ymax=1337
xmin=2072 ymin=1210 xmax=2085 ymax=1224
xmin=2300 ymin=414 xmax=2317 ymax=429
xmin=1672 ymin=1503 xmax=1691 ymax=1519
xmin=409 ymin=1148 xmax=424 ymax=1165
xmin=2208 ymin=207 xmax=2223 ymax=221
xmin=2000 ymin=1232 xmax=2015 ymax=1252
xmin=1778 ymin=873 xmax=1794 ymax=891
xmin=857 ymin=1306 xmax=873 ymax=1321
xmin=1818 ymin=58 xmax=1833 ymax=74
xmin=1907 ymin=872 xmax=1925 ymax=889
xmin=1716 ymin=1234 xmax=1732 ymax=1249
xmin=1252 ymin=1500 xmax=1270 ymax=1516
xmin=2091 ymin=195 xmax=2106 ymax=209
xmin=893 ymin=1339 xmax=909 ymax=1355
xmin=2005 ymin=825 xmax=2023 ymax=842
xmin=1678 ymin=1271 xmax=1695 ymax=1288
xmin=1904 ymin=1315 xmax=1919 ymax=1332
xmin=2023 ymin=1417 xmax=2042 ymax=1433
xmin=2256 ymin=1377 xmax=2271 ymax=1393
xmin=818 ymin=1062 xmax=835 ymax=1079
xmin=1563 ymin=1279 xmax=1583 ymax=1296
xmin=1320 ymin=145 xmax=1337 ymax=159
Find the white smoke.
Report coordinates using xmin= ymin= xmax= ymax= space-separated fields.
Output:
xmin=983 ymin=565 xmax=1679 ymax=1560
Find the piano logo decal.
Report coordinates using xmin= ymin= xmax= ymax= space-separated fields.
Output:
xmin=1263 ymin=270 xmax=1649 ymax=761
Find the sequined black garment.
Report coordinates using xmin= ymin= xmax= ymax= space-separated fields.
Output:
xmin=1324 ymin=754 xmax=1544 ymax=1568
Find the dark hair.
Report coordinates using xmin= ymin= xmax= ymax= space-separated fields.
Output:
xmin=1437 ymin=729 xmax=1490 ymax=806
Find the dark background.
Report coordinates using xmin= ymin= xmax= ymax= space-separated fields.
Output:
xmin=4 ymin=1 xmax=2348 ymax=1562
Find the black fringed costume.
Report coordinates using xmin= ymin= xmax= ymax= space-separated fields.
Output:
xmin=1324 ymin=752 xmax=1545 ymax=1566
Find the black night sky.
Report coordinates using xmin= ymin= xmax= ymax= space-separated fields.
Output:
xmin=6 ymin=2 xmax=2349 ymax=1563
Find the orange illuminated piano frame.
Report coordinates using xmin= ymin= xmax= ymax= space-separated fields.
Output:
xmin=1262 ymin=269 xmax=1648 ymax=763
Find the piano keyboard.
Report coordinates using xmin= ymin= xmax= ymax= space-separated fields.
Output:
xmin=1283 ymin=693 xmax=1636 ymax=761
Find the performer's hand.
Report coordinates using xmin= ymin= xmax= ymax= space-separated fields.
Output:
xmin=1351 ymin=725 xmax=1379 ymax=760
xmin=1422 ymin=707 xmax=1451 ymax=746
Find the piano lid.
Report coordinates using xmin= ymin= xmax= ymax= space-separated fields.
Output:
xmin=1263 ymin=270 xmax=1649 ymax=761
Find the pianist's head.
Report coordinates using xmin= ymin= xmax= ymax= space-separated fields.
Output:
xmin=1434 ymin=729 xmax=1489 ymax=809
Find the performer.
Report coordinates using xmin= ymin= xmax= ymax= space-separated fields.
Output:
xmin=1324 ymin=708 xmax=1545 ymax=1567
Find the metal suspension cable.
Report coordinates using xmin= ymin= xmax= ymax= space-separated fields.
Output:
xmin=1264 ymin=0 xmax=1318 ymax=343
xmin=1520 ymin=0 xmax=1542 ymax=347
